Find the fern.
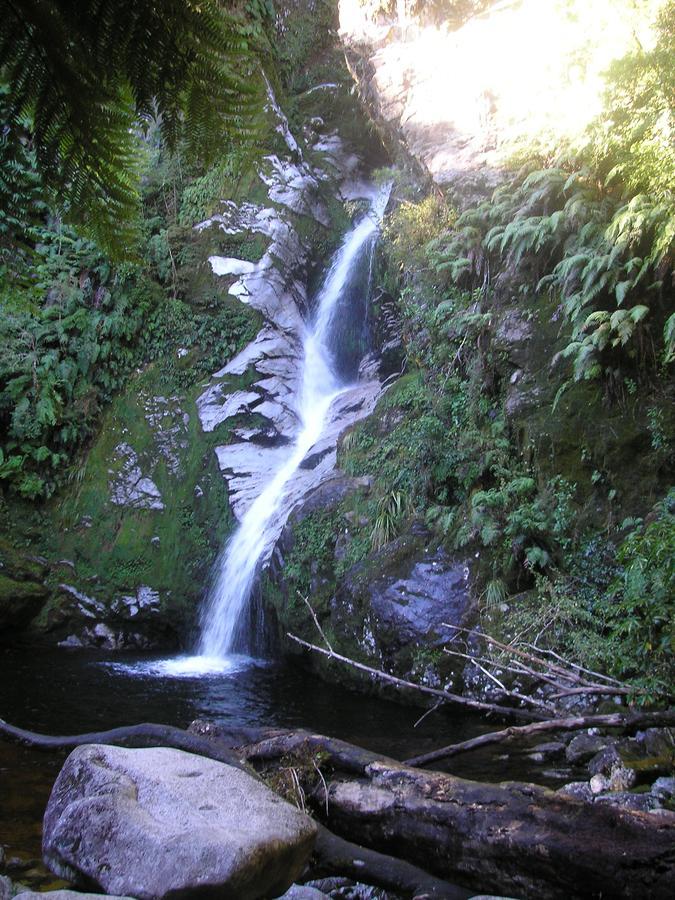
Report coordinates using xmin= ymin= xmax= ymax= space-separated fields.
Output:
xmin=0 ymin=0 xmax=265 ymax=255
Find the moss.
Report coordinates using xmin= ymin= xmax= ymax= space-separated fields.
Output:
xmin=0 ymin=573 xmax=48 ymax=629
xmin=0 ymin=537 xmax=47 ymax=582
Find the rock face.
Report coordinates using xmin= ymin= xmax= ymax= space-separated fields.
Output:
xmin=43 ymin=745 xmax=317 ymax=900
xmin=197 ymin=149 xmax=382 ymax=530
xmin=266 ymin=465 xmax=478 ymax=687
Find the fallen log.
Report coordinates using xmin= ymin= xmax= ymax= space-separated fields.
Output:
xmin=324 ymin=761 xmax=675 ymax=899
xmin=0 ymin=717 xmax=247 ymax=771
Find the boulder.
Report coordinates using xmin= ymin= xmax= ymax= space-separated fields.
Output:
xmin=557 ymin=782 xmax=593 ymax=803
xmin=652 ymin=776 xmax=675 ymax=800
xmin=43 ymin=745 xmax=317 ymax=900
xmin=565 ymin=733 xmax=611 ymax=765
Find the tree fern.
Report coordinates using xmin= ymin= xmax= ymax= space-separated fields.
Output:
xmin=0 ymin=0 xmax=265 ymax=254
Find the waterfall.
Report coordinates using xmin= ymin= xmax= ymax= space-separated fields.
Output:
xmin=187 ymin=183 xmax=391 ymax=668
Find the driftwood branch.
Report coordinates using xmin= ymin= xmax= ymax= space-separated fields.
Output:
xmin=442 ymin=623 xmax=640 ymax=700
xmin=0 ymin=718 xmax=248 ymax=771
xmin=287 ymin=631 xmax=541 ymax=721
xmin=312 ymin=824 xmax=469 ymax=899
xmin=404 ymin=708 xmax=675 ymax=767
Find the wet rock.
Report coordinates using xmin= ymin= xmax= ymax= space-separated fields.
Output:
xmin=528 ymin=741 xmax=566 ymax=761
xmin=652 ymin=776 xmax=675 ymax=800
xmin=367 ymin=550 xmax=473 ymax=650
xmin=200 ymin=201 xmax=307 ymax=333
xmin=557 ymin=781 xmax=594 ymax=803
xmin=143 ymin=395 xmax=189 ymax=476
xmin=588 ymin=733 xmax=674 ymax=785
xmin=18 ymin=893 xmax=134 ymax=900
xmin=0 ymin=574 xmax=49 ymax=631
xmin=112 ymin=587 xmax=161 ymax=620
xmin=609 ymin=765 xmax=637 ymax=792
xmin=566 ymin=733 xmax=611 ymax=764
xmin=590 ymin=774 xmax=610 ymax=794
xmin=588 ymin=744 xmax=621 ymax=777
xmin=232 ymin=424 xmax=286 ymax=445
xmin=215 ymin=442 xmax=293 ymax=520
xmin=32 ymin=584 xmax=165 ymax=650
xmin=259 ymin=156 xmax=329 ymax=226
xmin=197 ymin=387 xmax=261 ymax=433
xmin=0 ymin=539 xmax=50 ymax=631
xmin=43 ymin=745 xmax=317 ymax=900
xmin=276 ymin=887 xmax=328 ymax=900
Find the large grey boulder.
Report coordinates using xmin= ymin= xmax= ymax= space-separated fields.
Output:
xmin=18 ymin=893 xmax=134 ymax=900
xmin=43 ymin=745 xmax=318 ymax=900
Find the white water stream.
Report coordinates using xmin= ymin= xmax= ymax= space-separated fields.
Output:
xmin=162 ymin=184 xmax=391 ymax=676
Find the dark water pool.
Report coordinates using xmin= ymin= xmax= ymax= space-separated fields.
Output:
xmin=0 ymin=647 xmax=554 ymax=868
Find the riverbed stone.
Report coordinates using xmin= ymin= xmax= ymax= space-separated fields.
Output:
xmin=43 ymin=744 xmax=318 ymax=900
xmin=652 ymin=776 xmax=675 ymax=800
xmin=594 ymin=792 xmax=665 ymax=813
xmin=566 ymin=733 xmax=611 ymax=764
xmin=275 ymin=887 xmax=328 ymax=900
xmin=557 ymin=782 xmax=593 ymax=803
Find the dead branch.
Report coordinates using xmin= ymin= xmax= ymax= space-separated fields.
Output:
xmin=311 ymin=823 xmax=469 ymax=899
xmin=287 ymin=632 xmax=542 ymax=722
xmin=442 ymin=646 xmax=557 ymax=712
xmin=403 ymin=708 xmax=675 ymax=767
xmin=442 ymin=623 xmax=636 ymax=699
xmin=523 ymin=644 xmax=625 ymax=686
xmin=0 ymin=718 xmax=248 ymax=771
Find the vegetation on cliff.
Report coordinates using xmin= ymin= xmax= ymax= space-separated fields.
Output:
xmin=337 ymin=0 xmax=674 ymax=699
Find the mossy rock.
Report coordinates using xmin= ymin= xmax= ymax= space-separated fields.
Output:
xmin=0 ymin=573 xmax=49 ymax=630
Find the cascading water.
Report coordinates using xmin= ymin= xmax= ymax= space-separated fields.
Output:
xmin=188 ymin=184 xmax=391 ymax=668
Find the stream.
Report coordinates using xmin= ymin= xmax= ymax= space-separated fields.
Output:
xmin=0 ymin=646 xmax=560 ymax=870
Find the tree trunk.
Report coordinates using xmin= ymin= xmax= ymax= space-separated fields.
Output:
xmin=324 ymin=761 xmax=675 ymax=899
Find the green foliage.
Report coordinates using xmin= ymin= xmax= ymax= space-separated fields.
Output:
xmin=507 ymin=491 xmax=674 ymax=702
xmin=0 ymin=137 xmax=261 ymax=500
xmin=0 ymin=231 xmax=156 ymax=497
xmin=371 ymin=490 xmax=408 ymax=551
xmin=384 ymin=193 xmax=456 ymax=271
xmin=0 ymin=0 xmax=265 ymax=253
xmin=607 ymin=493 xmax=675 ymax=695
xmin=283 ymin=509 xmax=339 ymax=603
xmin=457 ymin=474 xmax=575 ymax=579
xmin=274 ymin=0 xmax=338 ymax=95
